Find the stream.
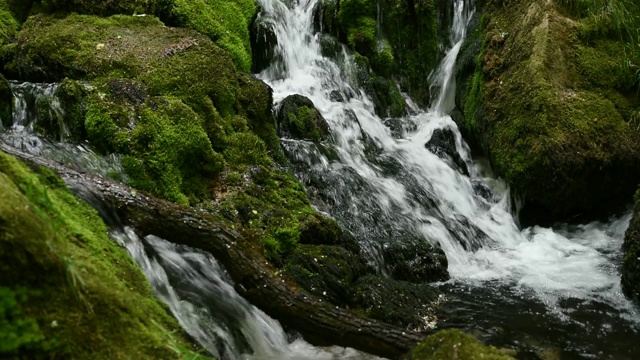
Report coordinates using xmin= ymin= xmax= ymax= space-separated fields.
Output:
xmin=1 ymin=0 xmax=639 ymax=358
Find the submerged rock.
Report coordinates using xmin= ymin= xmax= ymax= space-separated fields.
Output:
xmin=456 ymin=0 xmax=640 ymax=224
xmin=275 ymin=94 xmax=330 ymax=141
xmin=425 ymin=128 xmax=469 ymax=176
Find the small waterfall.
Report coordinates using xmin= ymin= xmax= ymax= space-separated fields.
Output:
xmin=0 ymin=82 xmax=125 ymax=179
xmin=110 ymin=227 xmax=382 ymax=360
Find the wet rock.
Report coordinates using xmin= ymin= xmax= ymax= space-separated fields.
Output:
xmin=622 ymin=190 xmax=640 ymax=303
xmin=382 ymin=239 xmax=449 ymax=283
xmin=275 ymin=94 xmax=330 ymax=141
xmin=425 ymin=128 xmax=469 ymax=176
xmin=329 ymin=90 xmax=344 ymax=102
xmin=350 ymin=275 xmax=441 ymax=331
xmin=33 ymin=95 xmax=65 ymax=140
xmin=108 ymin=80 xmax=146 ymax=105
xmin=0 ymin=75 xmax=12 ymax=127
xmin=312 ymin=0 xmax=341 ymax=38
xmin=284 ymin=244 xmax=369 ymax=305
xmin=250 ymin=10 xmax=279 ymax=73
xmin=410 ymin=329 xmax=515 ymax=359
xmin=319 ymin=33 xmax=343 ymax=60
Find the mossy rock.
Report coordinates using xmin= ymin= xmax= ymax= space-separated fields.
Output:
xmin=276 ymin=94 xmax=330 ymax=141
xmin=0 ymin=151 xmax=208 ymax=359
xmin=312 ymin=0 xmax=341 ymax=38
xmin=622 ymin=189 xmax=640 ymax=303
xmin=0 ymin=74 xmax=12 ymax=127
xmin=41 ymin=0 xmax=156 ymax=17
xmin=410 ymin=329 xmax=514 ymax=360
xmin=350 ymin=275 xmax=440 ymax=331
xmin=458 ymin=0 xmax=640 ymax=224
xmin=156 ymin=0 xmax=256 ymax=72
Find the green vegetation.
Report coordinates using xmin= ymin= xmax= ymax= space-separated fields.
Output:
xmin=0 ymin=151 xmax=208 ymax=359
xmin=0 ymin=0 xmax=18 ymax=47
xmin=411 ymin=329 xmax=514 ymax=360
xmin=0 ymin=74 xmax=11 ymax=125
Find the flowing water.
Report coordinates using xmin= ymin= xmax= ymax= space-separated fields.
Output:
xmin=255 ymin=0 xmax=640 ymax=358
xmin=2 ymin=0 xmax=640 ymax=358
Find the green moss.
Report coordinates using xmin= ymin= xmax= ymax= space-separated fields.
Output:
xmin=0 ymin=151 xmax=208 ymax=359
xmin=157 ymin=0 xmax=256 ymax=72
xmin=0 ymin=0 xmax=19 ymax=47
xmin=0 ymin=74 xmax=11 ymax=127
xmin=41 ymin=0 xmax=156 ymax=16
xmin=411 ymin=329 xmax=514 ymax=360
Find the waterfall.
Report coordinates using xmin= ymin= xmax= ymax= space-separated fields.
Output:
xmin=256 ymin=0 xmax=640 ymax=356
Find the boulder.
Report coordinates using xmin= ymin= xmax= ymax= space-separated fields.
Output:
xmin=275 ymin=94 xmax=330 ymax=141
xmin=250 ymin=9 xmax=279 ymax=73
xmin=456 ymin=0 xmax=640 ymax=224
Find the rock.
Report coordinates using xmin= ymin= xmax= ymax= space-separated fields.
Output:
xmin=350 ymin=275 xmax=441 ymax=332
xmin=250 ymin=9 xmax=279 ymax=73
xmin=456 ymin=0 xmax=640 ymax=224
xmin=425 ymin=128 xmax=469 ymax=176
xmin=0 ymin=1 xmax=19 ymax=48
xmin=284 ymin=244 xmax=369 ymax=305
xmin=0 ymin=74 xmax=12 ymax=127
xmin=382 ymin=239 xmax=449 ymax=284
xmin=622 ymin=190 xmax=640 ymax=303
xmin=312 ymin=0 xmax=341 ymax=38
xmin=275 ymin=94 xmax=330 ymax=141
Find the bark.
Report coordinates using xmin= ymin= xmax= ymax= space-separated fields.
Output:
xmin=0 ymin=144 xmax=426 ymax=359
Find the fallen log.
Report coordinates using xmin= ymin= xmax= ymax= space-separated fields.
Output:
xmin=0 ymin=143 xmax=426 ymax=359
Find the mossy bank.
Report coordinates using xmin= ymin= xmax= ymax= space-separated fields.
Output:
xmin=456 ymin=0 xmax=640 ymax=224
xmin=0 ymin=151 xmax=209 ymax=359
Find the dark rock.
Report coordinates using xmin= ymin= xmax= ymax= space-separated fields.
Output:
xmin=275 ymin=94 xmax=330 ymax=141
xmin=329 ymin=90 xmax=344 ymax=102
xmin=622 ymin=191 xmax=640 ymax=303
xmin=0 ymin=75 xmax=12 ymax=128
xmin=312 ymin=0 xmax=341 ymax=38
xmin=425 ymin=128 xmax=469 ymax=176
xmin=350 ymin=275 xmax=441 ymax=332
xmin=319 ymin=34 xmax=343 ymax=60
xmin=285 ymin=244 xmax=369 ymax=305
xmin=250 ymin=10 xmax=279 ymax=73
xmin=382 ymin=239 xmax=449 ymax=284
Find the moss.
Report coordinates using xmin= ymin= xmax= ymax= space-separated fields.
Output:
xmin=55 ymin=78 xmax=89 ymax=140
xmin=338 ymin=0 xmax=377 ymax=56
xmin=0 ymin=151 xmax=208 ymax=359
xmin=0 ymin=0 xmax=19 ymax=47
xmin=157 ymin=0 xmax=256 ymax=72
xmin=276 ymin=95 xmax=330 ymax=141
xmin=41 ymin=0 xmax=156 ymax=17
xmin=382 ymin=0 xmax=438 ymax=106
xmin=459 ymin=0 xmax=640 ymax=223
xmin=411 ymin=329 xmax=514 ymax=360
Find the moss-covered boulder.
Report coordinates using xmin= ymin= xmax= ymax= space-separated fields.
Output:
xmin=622 ymin=190 xmax=640 ymax=303
xmin=41 ymin=0 xmax=155 ymax=16
xmin=410 ymin=329 xmax=514 ymax=360
xmin=0 ymin=74 xmax=11 ymax=127
xmin=276 ymin=94 xmax=330 ymax=141
xmin=0 ymin=151 xmax=207 ymax=359
xmin=456 ymin=0 xmax=640 ymax=224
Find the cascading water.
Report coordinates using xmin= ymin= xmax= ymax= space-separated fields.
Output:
xmin=1 ymin=82 xmax=125 ymax=178
xmin=256 ymin=0 xmax=640 ymax=357
xmin=110 ymin=227 xmax=381 ymax=360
